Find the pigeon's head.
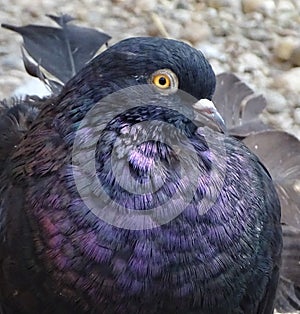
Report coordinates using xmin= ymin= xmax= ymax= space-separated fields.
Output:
xmin=102 ymin=37 xmax=216 ymax=100
xmin=65 ymin=37 xmax=225 ymax=132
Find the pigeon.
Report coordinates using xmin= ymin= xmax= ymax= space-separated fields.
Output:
xmin=3 ymin=15 xmax=300 ymax=313
xmin=0 ymin=30 xmax=282 ymax=314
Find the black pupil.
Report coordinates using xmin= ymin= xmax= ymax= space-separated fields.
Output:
xmin=159 ymin=77 xmax=167 ymax=86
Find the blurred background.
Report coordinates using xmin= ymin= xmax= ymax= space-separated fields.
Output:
xmin=0 ymin=0 xmax=299 ymax=139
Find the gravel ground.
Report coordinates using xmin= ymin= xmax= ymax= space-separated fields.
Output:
xmin=0 ymin=1 xmax=299 ymax=313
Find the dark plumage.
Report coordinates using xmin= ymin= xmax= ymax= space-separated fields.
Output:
xmin=0 ymin=96 xmax=40 ymax=173
xmin=0 ymin=37 xmax=282 ymax=313
xmin=2 ymin=14 xmax=111 ymax=89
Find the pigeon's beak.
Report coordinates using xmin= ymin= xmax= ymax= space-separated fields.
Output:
xmin=193 ymin=99 xmax=226 ymax=133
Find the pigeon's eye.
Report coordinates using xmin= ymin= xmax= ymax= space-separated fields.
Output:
xmin=150 ymin=69 xmax=178 ymax=94
xmin=153 ymin=74 xmax=170 ymax=89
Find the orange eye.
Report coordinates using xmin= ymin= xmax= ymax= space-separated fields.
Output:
xmin=150 ymin=69 xmax=178 ymax=94
xmin=152 ymin=74 xmax=171 ymax=89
